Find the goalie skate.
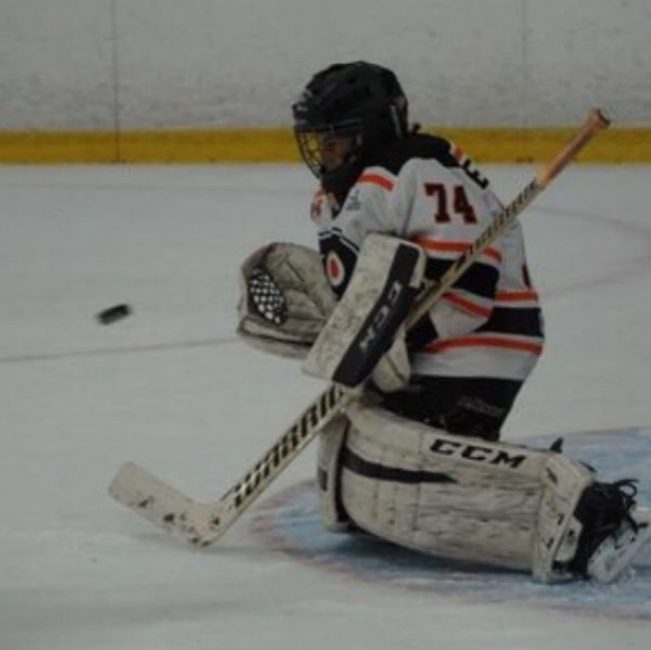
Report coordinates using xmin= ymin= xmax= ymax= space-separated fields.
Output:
xmin=587 ymin=507 xmax=651 ymax=583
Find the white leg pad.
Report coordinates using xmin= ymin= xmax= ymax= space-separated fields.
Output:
xmin=316 ymin=414 xmax=352 ymax=532
xmin=532 ymin=454 xmax=594 ymax=581
xmin=338 ymin=401 xmax=594 ymax=579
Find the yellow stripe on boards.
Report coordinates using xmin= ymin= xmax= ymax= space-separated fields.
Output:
xmin=0 ymin=127 xmax=649 ymax=164
xmin=430 ymin=127 xmax=651 ymax=164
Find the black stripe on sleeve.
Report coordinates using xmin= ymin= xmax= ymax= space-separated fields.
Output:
xmin=405 ymin=314 xmax=439 ymax=350
xmin=426 ymin=258 xmax=498 ymax=299
xmin=330 ymin=227 xmax=360 ymax=253
xmin=477 ymin=307 xmax=544 ymax=337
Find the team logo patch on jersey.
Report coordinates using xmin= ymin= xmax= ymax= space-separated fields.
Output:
xmin=326 ymin=251 xmax=345 ymax=288
xmin=344 ymin=189 xmax=362 ymax=212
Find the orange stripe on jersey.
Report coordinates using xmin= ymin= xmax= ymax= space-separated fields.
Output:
xmin=413 ymin=237 xmax=502 ymax=264
xmin=495 ymin=290 xmax=539 ymax=302
xmin=357 ymin=173 xmax=394 ymax=191
xmin=443 ymin=292 xmax=492 ymax=318
xmin=425 ymin=336 xmax=543 ymax=355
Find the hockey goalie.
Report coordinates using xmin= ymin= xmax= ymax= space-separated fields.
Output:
xmin=237 ymin=61 xmax=650 ymax=583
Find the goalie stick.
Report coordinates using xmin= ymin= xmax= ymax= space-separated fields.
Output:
xmin=109 ymin=109 xmax=611 ymax=547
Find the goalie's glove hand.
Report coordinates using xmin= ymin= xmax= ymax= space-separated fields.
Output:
xmin=238 ymin=242 xmax=337 ymax=359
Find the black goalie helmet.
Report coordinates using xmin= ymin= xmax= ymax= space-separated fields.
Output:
xmin=292 ymin=61 xmax=408 ymax=183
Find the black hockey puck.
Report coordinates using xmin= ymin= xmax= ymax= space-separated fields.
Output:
xmin=97 ymin=304 xmax=131 ymax=325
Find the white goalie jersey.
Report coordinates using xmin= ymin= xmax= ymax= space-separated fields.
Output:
xmin=311 ymin=133 xmax=544 ymax=383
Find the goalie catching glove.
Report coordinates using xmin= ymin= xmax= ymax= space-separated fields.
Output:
xmin=237 ymin=242 xmax=337 ymax=358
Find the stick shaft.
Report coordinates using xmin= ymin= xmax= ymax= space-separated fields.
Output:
xmin=536 ymin=109 xmax=610 ymax=187
xmin=217 ymin=385 xmax=348 ymax=527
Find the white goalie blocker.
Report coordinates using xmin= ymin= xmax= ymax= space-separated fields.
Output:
xmin=303 ymin=234 xmax=426 ymax=392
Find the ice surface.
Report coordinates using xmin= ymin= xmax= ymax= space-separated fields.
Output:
xmin=1 ymin=164 xmax=650 ymax=649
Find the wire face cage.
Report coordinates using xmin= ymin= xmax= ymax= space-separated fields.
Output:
xmin=294 ymin=120 xmax=363 ymax=178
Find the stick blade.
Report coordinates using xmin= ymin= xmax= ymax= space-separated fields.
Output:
xmin=108 ymin=462 xmax=224 ymax=546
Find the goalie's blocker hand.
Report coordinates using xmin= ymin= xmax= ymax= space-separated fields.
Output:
xmin=303 ymin=234 xmax=426 ymax=391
